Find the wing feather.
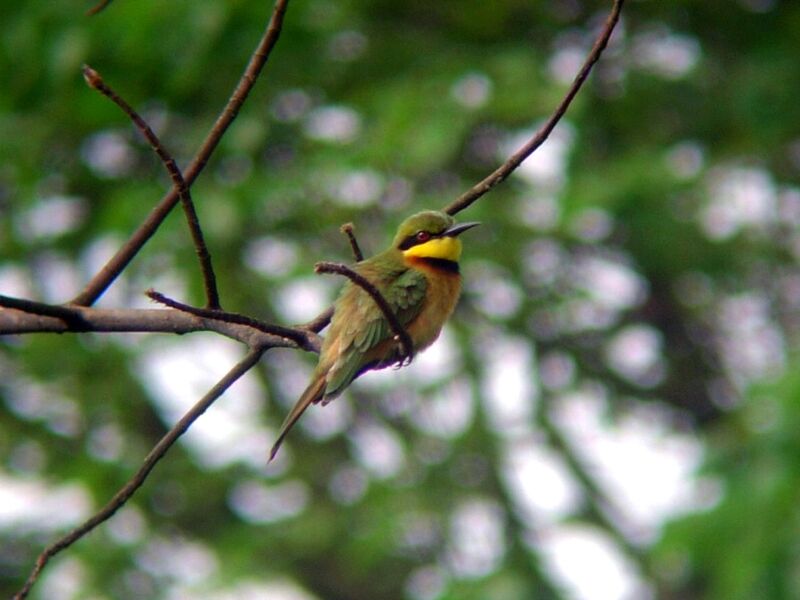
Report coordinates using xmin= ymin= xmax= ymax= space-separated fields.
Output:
xmin=323 ymin=264 xmax=427 ymax=397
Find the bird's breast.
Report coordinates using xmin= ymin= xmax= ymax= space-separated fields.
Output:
xmin=405 ymin=259 xmax=462 ymax=351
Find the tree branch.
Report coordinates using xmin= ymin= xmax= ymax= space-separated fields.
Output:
xmin=82 ymin=65 xmax=222 ymax=309
xmin=443 ymin=0 xmax=624 ymax=216
xmin=70 ymin=0 xmax=292 ymax=307
xmin=314 ymin=261 xmax=414 ymax=364
xmin=12 ymin=347 xmax=266 ymax=600
xmin=0 ymin=295 xmax=320 ymax=352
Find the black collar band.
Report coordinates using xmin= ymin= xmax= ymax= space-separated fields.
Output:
xmin=418 ymin=257 xmax=459 ymax=273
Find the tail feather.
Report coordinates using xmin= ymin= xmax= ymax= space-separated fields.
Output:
xmin=269 ymin=372 xmax=327 ymax=461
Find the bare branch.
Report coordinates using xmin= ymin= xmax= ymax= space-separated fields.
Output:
xmin=82 ymin=65 xmax=222 ymax=309
xmin=340 ymin=222 xmax=364 ymax=262
xmin=314 ymin=261 xmax=414 ymax=364
xmin=71 ymin=0 xmax=292 ymax=307
xmin=12 ymin=347 xmax=266 ymax=600
xmin=0 ymin=296 xmax=319 ymax=352
xmin=443 ymin=0 xmax=625 ymax=216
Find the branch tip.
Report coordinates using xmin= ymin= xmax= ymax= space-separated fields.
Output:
xmin=81 ymin=64 xmax=102 ymax=88
xmin=339 ymin=222 xmax=364 ymax=262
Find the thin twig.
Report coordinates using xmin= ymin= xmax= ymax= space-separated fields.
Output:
xmin=443 ymin=0 xmax=624 ymax=216
xmin=86 ymin=0 xmax=113 ymax=16
xmin=146 ymin=289 xmax=318 ymax=352
xmin=340 ymin=222 xmax=364 ymax=262
xmin=314 ymin=261 xmax=414 ymax=364
xmin=12 ymin=347 xmax=266 ymax=600
xmin=71 ymin=0 xmax=292 ymax=307
xmin=82 ymin=65 xmax=221 ymax=309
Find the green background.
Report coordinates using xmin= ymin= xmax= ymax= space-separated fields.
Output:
xmin=2 ymin=0 xmax=800 ymax=598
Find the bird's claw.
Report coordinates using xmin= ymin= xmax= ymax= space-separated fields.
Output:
xmin=393 ymin=335 xmax=414 ymax=368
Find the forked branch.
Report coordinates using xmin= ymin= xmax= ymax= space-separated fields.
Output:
xmin=71 ymin=0 xmax=292 ymax=307
xmin=0 ymin=293 xmax=320 ymax=351
xmin=82 ymin=64 xmax=221 ymax=309
xmin=146 ymin=290 xmax=320 ymax=352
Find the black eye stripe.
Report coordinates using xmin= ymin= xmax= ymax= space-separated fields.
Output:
xmin=398 ymin=230 xmax=446 ymax=250
xmin=398 ymin=234 xmax=420 ymax=250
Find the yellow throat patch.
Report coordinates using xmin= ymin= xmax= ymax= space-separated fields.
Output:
xmin=402 ymin=236 xmax=462 ymax=262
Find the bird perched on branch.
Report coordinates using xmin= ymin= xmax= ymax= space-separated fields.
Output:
xmin=270 ymin=210 xmax=479 ymax=460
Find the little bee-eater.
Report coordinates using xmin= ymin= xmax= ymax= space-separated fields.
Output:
xmin=270 ymin=210 xmax=479 ymax=459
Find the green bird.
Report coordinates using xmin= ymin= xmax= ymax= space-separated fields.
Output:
xmin=270 ymin=210 xmax=479 ymax=459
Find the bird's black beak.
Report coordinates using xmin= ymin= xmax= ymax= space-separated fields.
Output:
xmin=442 ymin=221 xmax=480 ymax=237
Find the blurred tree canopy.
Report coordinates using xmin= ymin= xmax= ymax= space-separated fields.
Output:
xmin=2 ymin=1 xmax=800 ymax=599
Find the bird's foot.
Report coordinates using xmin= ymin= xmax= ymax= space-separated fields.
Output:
xmin=393 ymin=335 xmax=414 ymax=367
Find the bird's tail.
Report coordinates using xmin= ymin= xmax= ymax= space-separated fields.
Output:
xmin=269 ymin=371 xmax=327 ymax=461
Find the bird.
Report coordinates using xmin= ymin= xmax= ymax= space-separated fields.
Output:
xmin=269 ymin=210 xmax=479 ymax=460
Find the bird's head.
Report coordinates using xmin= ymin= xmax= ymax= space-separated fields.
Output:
xmin=393 ymin=210 xmax=479 ymax=263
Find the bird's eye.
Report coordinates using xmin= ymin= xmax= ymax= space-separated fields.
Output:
xmin=416 ymin=231 xmax=431 ymax=242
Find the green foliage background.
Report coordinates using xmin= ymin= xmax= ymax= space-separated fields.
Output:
xmin=2 ymin=1 xmax=800 ymax=599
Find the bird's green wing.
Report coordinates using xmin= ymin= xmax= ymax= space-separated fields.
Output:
xmin=324 ymin=266 xmax=427 ymax=397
